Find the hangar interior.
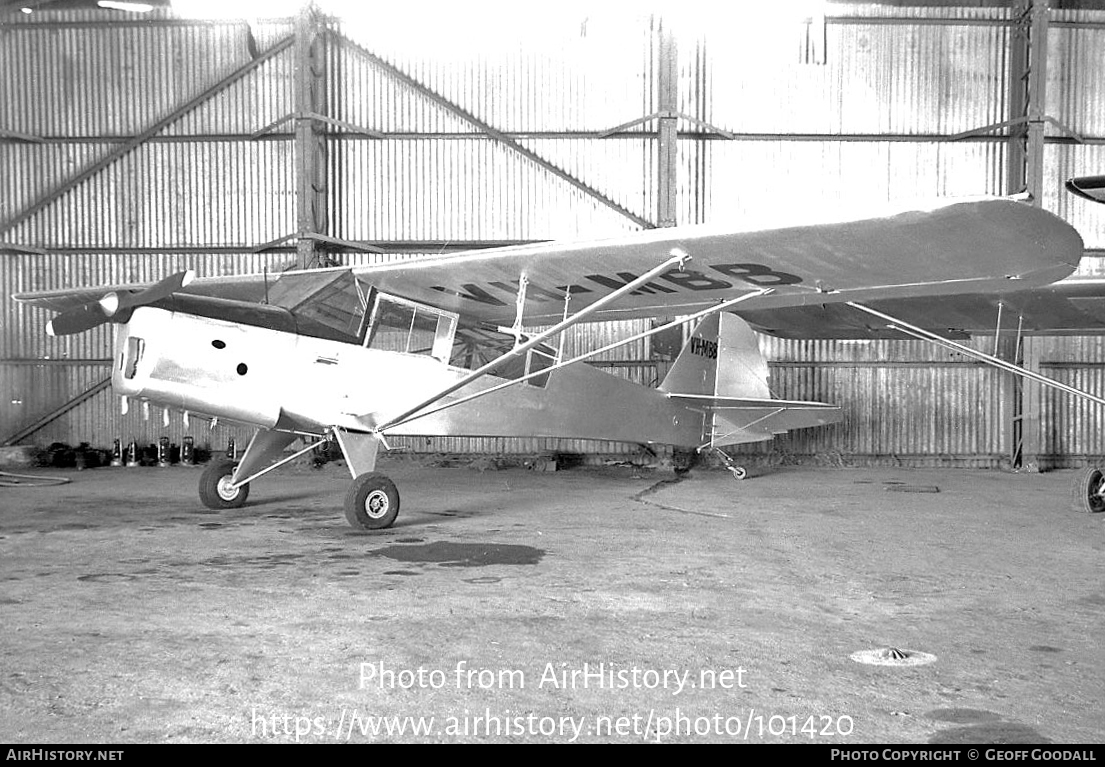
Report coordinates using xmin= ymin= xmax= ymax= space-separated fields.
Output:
xmin=3 ymin=0 xmax=1105 ymax=470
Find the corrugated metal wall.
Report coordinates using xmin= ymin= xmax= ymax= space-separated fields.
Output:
xmin=2 ymin=5 xmax=1105 ymax=468
xmin=1029 ymin=10 xmax=1105 ymax=467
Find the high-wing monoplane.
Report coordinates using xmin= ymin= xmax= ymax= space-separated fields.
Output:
xmin=15 ymin=180 xmax=1105 ymax=528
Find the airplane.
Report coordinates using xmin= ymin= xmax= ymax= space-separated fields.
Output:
xmin=12 ymin=176 xmax=1105 ymax=529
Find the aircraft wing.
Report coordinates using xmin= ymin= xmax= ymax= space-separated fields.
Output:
xmin=13 ymin=197 xmax=1084 ymax=327
xmin=734 ymin=277 xmax=1105 ymax=339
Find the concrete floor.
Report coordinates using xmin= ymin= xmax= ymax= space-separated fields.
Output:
xmin=0 ymin=458 xmax=1102 ymax=744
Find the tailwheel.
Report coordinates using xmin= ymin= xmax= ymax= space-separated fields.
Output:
xmin=345 ymin=472 xmax=400 ymax=530
xmin=727 ymin=465 xmax=748 ymax=481
xmin=1071 ymin=466 xmax=1105 ymax=513
xmin=711 ymin=447 xmax=748 ymax=481
xmin=199 ymin=460 xmax=249 ymax=509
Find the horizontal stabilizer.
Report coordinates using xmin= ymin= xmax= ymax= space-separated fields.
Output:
xmin=666 ymin=393 xmax=839 ymax=411
xmin=708 ymin=404 xmax=843 ymax=445
xmin=666 ymin=393 xmax=843 ymax=445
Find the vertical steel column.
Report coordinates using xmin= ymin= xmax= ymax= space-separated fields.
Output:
xmin=1020 ymin=0 xmax=1051 ymax=470
xmin=295 ymin=6 xmax=329 ymax=270
xmin=1005 ymin=2 xmax=1031 ymax=468
xmin=1024 ymin=0 xmax=1050 ymax=206
xmin=657 ymin=22 xmax=679 ymax=229
xmin=1006 ymin=0 xmax=1030 ymax=197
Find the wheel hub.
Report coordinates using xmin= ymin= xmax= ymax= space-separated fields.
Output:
xmin=217 ymin=476 xmax=240 ymax=502
xmin=1090 ymin=483 xmax=1105 ymax=511
xmin=364 ymin=489 xmax=390 ymax=519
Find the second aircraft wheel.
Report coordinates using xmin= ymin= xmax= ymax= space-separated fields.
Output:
xmin=198 ymin=460 xmax=249 ymax=509
xmin=1071 ymin=466 xmax=1105 ymax=513
xmin=344 ymin=472 xmax=400 ymax=530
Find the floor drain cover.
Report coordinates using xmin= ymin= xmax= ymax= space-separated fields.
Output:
xmin=885 ymin=485 xmax=940 ymax=493
xmin=850 ymin=647 xmax=937 ymax=666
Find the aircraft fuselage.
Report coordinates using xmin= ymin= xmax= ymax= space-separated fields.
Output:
xmin=112 ymin=306 xmax=709 ymax=447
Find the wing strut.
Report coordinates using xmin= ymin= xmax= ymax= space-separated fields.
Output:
xmin=371 ymin=250 xmax=691 ymax=433
xmin=377 ymin=288 xmax=774 ymax=433
xmin=847 ymin=301 xmax=1105 ymax=408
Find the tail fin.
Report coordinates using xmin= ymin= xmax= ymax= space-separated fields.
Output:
xmin=661 ymin=313 xmax=841 ymax=446
xmin=659 ymin=312 xmax=770 ymax=399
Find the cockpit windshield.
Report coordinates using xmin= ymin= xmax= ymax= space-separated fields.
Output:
xmin=263 ymin=272 xmax=555 ymax=387
xmin=266 ymin=270 xmax=369 ymax=344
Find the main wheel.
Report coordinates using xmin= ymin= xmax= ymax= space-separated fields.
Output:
xmin=1071 ymin=466 xmax=1105 ymax=513
xmin=344 ymin=472 xmax=400 ymax=530
xmin=199 ymin=460 xmax=249 ymax=509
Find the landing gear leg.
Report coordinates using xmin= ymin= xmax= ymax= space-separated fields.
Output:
xmin=1071 ymin=466 xmax=1105 ymax=513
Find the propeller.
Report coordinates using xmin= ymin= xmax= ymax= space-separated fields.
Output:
xmin=1066 ymin=176 xmax=1105 ymax=205
xmin=46 ymin=270 xmax=195 ymax=336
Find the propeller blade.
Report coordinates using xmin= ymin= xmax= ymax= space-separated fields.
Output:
xmin=47 ymin=270 xmax=196 ymax=335
xmin=1066 ymin=175 xmax=1105 ymax=205
xmin=102 ymin=270 xmax=196 ymax=317
xmin=46 ymin=302 xmax=109 ymax=337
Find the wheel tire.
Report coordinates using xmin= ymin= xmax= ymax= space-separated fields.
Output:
xmin=728 ymin=465 xmax=748 ymax=481
xmin=344 ymin=472 xmax=400 ymax=530
xmin=199 ymin=460 xmax=249 ymax=509
xmin=1071 ymin=466 xmax=1105 ymax=513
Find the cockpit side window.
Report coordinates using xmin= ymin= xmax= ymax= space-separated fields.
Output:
xmin=364 ymin=293 xmax=458 ymax=364
xmin=448 ymin=325 xmax=556 ymax=388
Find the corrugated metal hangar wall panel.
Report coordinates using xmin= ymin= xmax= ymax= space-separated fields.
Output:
xmin=2 ymin=6 xmax=1105 ymax=467
xmin=332 ymin=138 xmax=653 ymax=241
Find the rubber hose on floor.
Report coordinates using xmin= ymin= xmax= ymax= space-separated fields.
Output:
xmin=0 ymin=470 xmax=71 ymax=488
